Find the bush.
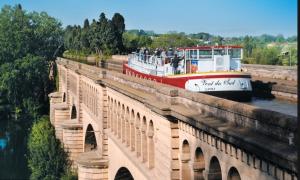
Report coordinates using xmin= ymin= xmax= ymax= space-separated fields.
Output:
xmin=61 ymin=170 xmax=78 ymax=180
xmin=27 ymin=116 xmax=69 ymax=180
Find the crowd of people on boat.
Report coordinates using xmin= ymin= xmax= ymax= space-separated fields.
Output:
xmin=136 ymin=47 xmax=176 ymax=59
xmin=134 ymin=47 xmax=184 ymax=74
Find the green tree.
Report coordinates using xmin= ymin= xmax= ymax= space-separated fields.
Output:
xmin=112 ymin=13 xmax=125 ymax=35
xmin=112 ymin=13 xmax=125 ymax=53
xmin=212 ymin=36 xmax=224 ymax=45
xmin=0 ymin=5 xmax=63 ymax=63
xmin=29 ymin=11 xmax=63 ymax=61
xmin=27 ymin=116 xmax=69 ymax=180
xmin=0 ymin=4 xmax=63 ymax=179
xmin=243 ymin=36 xmax=256 ymax=57
xmin=0 ymin=55 xmax=50 ymax=120
xmin=0 ymin=5 xmax=32 ymax=63
xmin=122 ymin=32 xmax=139 ymax=52
xmin=275 ymin=34 xmax=285 ymax=43
xmin=151 ymin=33 xmax=196 ymax=49
xmin=251 ymin=47 xmax=280 ymax=65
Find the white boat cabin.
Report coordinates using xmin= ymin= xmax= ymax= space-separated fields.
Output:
xmin=128 ymin=46 xmax=243 ymax=76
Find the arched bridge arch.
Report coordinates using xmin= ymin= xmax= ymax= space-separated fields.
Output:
xmin=114 ymin=167 xmax=134 ymax=180
xmin=208 ymin=156 xmax=222 ymax=180
xmin=71 ymin=104 xmax=77 ymax=119
xmin=84 ymin=124 xmax=97 ymax=152
xmin=227 ymin=167 xmax=241 ymax=180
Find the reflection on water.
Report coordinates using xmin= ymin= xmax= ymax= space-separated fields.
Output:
xmin=0 ymin=119 xmax=30 ymax=179
xmin=0 ymin=138 xmax=7 ymax=150
xmin=247 ymin=97 xmax=297 ymax=117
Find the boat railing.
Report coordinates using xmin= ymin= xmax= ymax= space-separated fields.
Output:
xmin=129 ymin=53 xmax=189 ymax=76
xmin=129 ymin=52 xmax=175 ymax=67
xmin=128 ymin=53 xmax=168 ymax=76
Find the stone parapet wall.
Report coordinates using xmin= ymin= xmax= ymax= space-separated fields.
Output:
xmin=241 ymin=64 xmax=297 ymax=81
xmin=111 ymin=55 xmax=128 ymax=62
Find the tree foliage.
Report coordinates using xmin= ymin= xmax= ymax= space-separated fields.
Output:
xmin=150 ymin=33 xmax=197 ymax=49
xmin=0 ymin=5 xmax=63 ymax=63
xmin=0 ymin=4 xmax=63 ymax=178
xmin=27 ymin=116 xmax=69 ymax=180
xmin=123 ymin=32 xmax=152 ymax=53
xmin=0 ymin=4 xmax=63 ymax=121
xmin=0 ymin=55 xmax=50 ymax=120
xmin=64 ymin=12 xmax=125 ymax=55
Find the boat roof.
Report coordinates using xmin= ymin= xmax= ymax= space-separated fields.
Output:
xmin=177 ymin=45 xmax=242 ymax=50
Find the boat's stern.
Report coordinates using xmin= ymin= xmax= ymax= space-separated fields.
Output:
xmin=184 ymin=72 xmax=252 ymax=101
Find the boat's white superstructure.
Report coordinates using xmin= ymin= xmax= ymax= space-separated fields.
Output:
xmin=124 ymin=45 xmax=252 ymax=101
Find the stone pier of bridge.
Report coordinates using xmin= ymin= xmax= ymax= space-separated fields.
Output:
xmin=49 ymin=57 xmax=297 ymax=180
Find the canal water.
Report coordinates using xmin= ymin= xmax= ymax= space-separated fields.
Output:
xmin=0 ymin=118 xmax=30 ymax=179
xmin=247 ymin=97 xmax=297 ymax=117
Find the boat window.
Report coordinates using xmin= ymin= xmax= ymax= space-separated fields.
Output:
xmin=228 ymin=49 xmax=241 ymax=58
xmin=185 ymin=50 xmax=190 ymax=60
xmin=177 ymin=50 xmax=184 ymax=57
xmin=214 ymin=49 xmax=225 ymax=55
xmin=199 ymin=50 xmax=212 ymax=58
xmin=189 ymin=50 xmax=197 ymax=59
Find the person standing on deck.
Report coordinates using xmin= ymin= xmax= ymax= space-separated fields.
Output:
xmin=171 ymin=54 xmax=183 ymax=74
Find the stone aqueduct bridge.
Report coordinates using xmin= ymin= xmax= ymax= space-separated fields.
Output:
xmin=49 ymin=58 xmax=297 ymax=180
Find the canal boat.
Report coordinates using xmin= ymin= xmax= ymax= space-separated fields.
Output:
xmin=123 ymin=46 xmax=252 ymax=101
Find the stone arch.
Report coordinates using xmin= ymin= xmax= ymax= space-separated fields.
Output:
xmin=125 ymin=107 xmax=130 ymax=147
xmin=194 ymin=147 xmax=205 ymax=180
xmin=136 ymin=113 xmax=141 ymax=157
xmin=121 ymin=104 xmax=126 ymax=143
xmin=84 ymin=124 xmax=97 ymax=152
xmin=62 ymin=92 xmax=66 ymax=102
xmin=148 ymin=120 xmax=155 ymax=168
xmin=142 ymin=116 xmax=148 ymax=162
xmin=181 ymin=140 xmax=191 ymax=180
xmin=107 ymin=96 xmax=111 ymax=129
xmin=227 ymin=167 xmax=241 ymax=180
xmin=117 ymin=102 xmax=121 ymax=138
xmin=130 ymin=110 xmax=135 ymax=151
xmin=208 ymin=156 xmax=222 ymax=180
xmin=114 ymin=167 xmax=134 ymax=180
xmin=109 ymin=98 xmax=114 ymax=130
xmin=113 ymin=100 xmax=117 ymax=134
xmin=71 ymin=104 xmax=77 ymax=119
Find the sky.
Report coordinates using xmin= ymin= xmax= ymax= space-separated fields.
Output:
xmin=0 ymin=0 xmax=297 ymax=37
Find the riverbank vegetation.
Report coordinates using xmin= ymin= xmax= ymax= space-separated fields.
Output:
xmin=63 ymin=13 xmax=125 ymax=58
xmin=28 ymin=116 xmax=72 ymax=179
xmin=0 ymin=4 xmax=67 ymax=179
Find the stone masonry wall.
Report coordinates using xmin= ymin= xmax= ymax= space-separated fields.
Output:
xmin=241 ymin=64 xmax=297 ymax=81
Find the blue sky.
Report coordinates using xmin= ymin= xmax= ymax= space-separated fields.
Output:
xmin=0 ymin=0 xmax=297 ymax=37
